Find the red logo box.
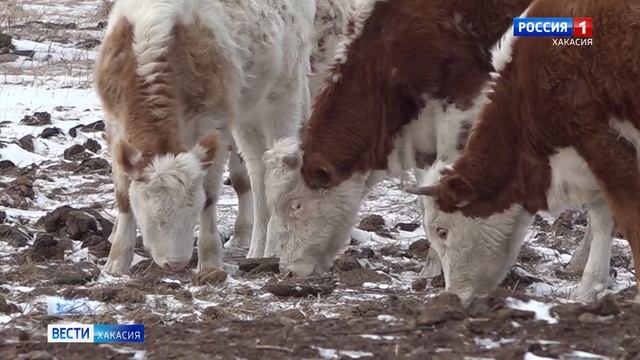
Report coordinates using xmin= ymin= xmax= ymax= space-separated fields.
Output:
xmin=573 ymin=17 xmax=593 ymax=37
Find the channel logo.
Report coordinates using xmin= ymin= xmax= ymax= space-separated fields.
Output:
xmin=514 ymin=17 xmax=593 ymax=37
xmin=48 ymin=324 xmax=144 ymax=343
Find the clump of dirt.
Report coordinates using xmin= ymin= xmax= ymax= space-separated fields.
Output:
xmin=90 ymin=285 xmax=145 ymax=303
xmin=395 ymin=222 xmax=421 ymax=232
xmin=63 ymin=144 xmax=89 ymax=161
xmin=358 ymin=214 xmax=392 ymax=237
xmin=0 ymin=295 xmax=20 ymax=314
xmin=430 ymin=274 xmax=445 ymax=288
xmin=84 ymin=139 xmax=101 ymax=153
xmin=0 ymin=211 xmax=6 ymax=224
xmin=195 ymin=268 xmax=228 ymax=285
xmin=500 ymin=267 xmax=542 ymax=290
xmin=416 ymin=292 xmax=466 ymax=325
xmin=36 ymin=206 xmax=112 ymax=247
xmin=238 ymin=258 xmax=279 ymax=275
xmin=263 ymin=277 xmax=335 ymax=298
xmin=551 ymin=294 xmax=621 ymax=321
xmin=0 ymin=224 xmax=31 ymax=247
xmin=338 ymin=268 xmax=390 ymax=286
xmin=74 ymin=158 xmax=110 ymax=174
xmin=39 ymin=127 xmax=64 ymax=139
xmin=411 ymin=277 xmax=428 ymax=291
xmin=201 ymin=306 xmax=227 ymax=321
xmin=24 ymin=234 xmax=68 ymax=262
xmin=20 ymin=112 xmax=51 ymax=126
xmin=51 ymin=262 xmax=100 ymax=285
xmin=17 ymin=135 xmax=35 ymax=152
xmin=334 ymin=254 xmax=362 ymax=272
xmin=517 ymin=243 xmax=542 ymax=263
xmin=379 ymin=245 xmax=400 ymax=257
xmin=64 ymin=210 xmax=98 ymax=240
xmin=1 ymin=175 xmax=35 ymax=210
xmin=68 ymin=120 xmax=105 ymax=137
xmin=408 ymin=239 xmax=430 ymax=258
xmin=466 ymin=289 xmax=513 ymax=318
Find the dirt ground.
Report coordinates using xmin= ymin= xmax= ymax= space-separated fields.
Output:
xmin=1 ymin=1 xmax=639 ymax=359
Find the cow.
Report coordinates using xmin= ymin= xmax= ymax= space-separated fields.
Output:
xmin=222 ymin=0 xmax=353 ymax=252
xmin=263 ymin=0 xmax=539 ymax=277
xmin=95 ymin=0 xmax=316 ymax=274
xmin=410 ymin=0 xmax=640 ymax=303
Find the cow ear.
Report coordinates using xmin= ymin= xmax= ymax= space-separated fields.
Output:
xmin=303 ymin=155 xmax=336 ymax=188
xmin=192 ymin=130 xmax=221 ymax=168
xmin=117 ymin=141 xmax=146 ymax=182
xmin=442 ymin=174 xmax=476 ymax=208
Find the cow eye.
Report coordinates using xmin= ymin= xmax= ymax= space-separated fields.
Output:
xmin=436 ymin=227 xmax=448 ymax=239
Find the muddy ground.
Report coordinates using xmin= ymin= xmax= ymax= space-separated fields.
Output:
xmin=1 ymin=1 xmax=639 ymax=359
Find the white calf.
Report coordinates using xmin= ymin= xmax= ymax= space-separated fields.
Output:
xmin=96 ymin=0 xmax=315 ymax=273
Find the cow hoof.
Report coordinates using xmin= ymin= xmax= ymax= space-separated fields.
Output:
xmin=572 ymin=282 xmax=608 ymax=303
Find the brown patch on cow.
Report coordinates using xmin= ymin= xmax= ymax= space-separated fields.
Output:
xmin=115 ymin=189 xmax=131 ymax=213
xmin=301 ymin=0 xmax=531 ymax=188
xmin=423 ymin=0 xmax=640 ymax=288
xmin=197 ymin=130 xmax=221 ymax=166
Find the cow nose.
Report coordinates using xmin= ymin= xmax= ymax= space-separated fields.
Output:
xmin=163 ymin=260 xmax=189 ymax=272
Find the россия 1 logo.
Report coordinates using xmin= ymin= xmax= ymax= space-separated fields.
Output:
xmin=513 ymin=17 xmax=593 ymax=46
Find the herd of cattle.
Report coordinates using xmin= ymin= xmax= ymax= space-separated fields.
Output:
xmin=93 ymin=0 xmax=640 ymax=305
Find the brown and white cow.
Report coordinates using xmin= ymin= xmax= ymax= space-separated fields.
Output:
xmin=263 ymin=0 xmax=536 ymax=277
xmin=96 ymin=0 xmax=316 ymax=274
xmin=412 ymin=0 xmax=640 ymax=302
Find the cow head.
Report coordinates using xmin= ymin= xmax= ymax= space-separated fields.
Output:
xmin=264 ymin=137 xmax=369 ymax=276
xmin=413 ymin=161 xmax=532 ymax=304
xmin=117 ymin=131 xmax=220 ymax=272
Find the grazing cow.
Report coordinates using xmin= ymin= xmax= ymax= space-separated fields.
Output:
xmin=411 ymin=0 xmax=640 ymax=303
xmin=96 ymin=0 xmax=315 ymax=273
xmin=223 ymin=0 xmax=352 ymax=252
xmin=263 ymin=0 xmax=534 ymax=277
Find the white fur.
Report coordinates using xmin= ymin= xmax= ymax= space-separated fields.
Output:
xmin=490 ymin=7 xmax=529 ymax=76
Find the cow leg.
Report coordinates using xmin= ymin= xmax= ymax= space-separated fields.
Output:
xmin=196 ymin=144 xmax=227 ymax=272
xmin=578 ymin=134 xmax=640 ymax=303
xmin=224 ymin=146 xmax=254 ymax=249
xmin=105 ymin=161 xmax=137 ymax=274
xmin=233 ymin=123 xmax=269 ymax=258
xmin=566 ymin=219 xmax=593 ymax=274
xmin=573 ymin=200 xmax=614 ymax=302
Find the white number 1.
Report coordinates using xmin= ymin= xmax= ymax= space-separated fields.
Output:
xmin=579 ymin=20 xmax=587 ymax=34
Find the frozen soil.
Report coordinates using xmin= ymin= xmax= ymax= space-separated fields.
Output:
xmin=1 ymin=1 xmax=639 ymax=359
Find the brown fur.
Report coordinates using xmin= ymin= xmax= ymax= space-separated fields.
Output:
xmin=425 ymin=0 xmax=640 ymax=289
xmin=301 ymin=0 xmax=531 ymax=189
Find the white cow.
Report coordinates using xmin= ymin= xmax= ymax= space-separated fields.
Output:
xmin=96 ymin=0 xmax=315 ymax=273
